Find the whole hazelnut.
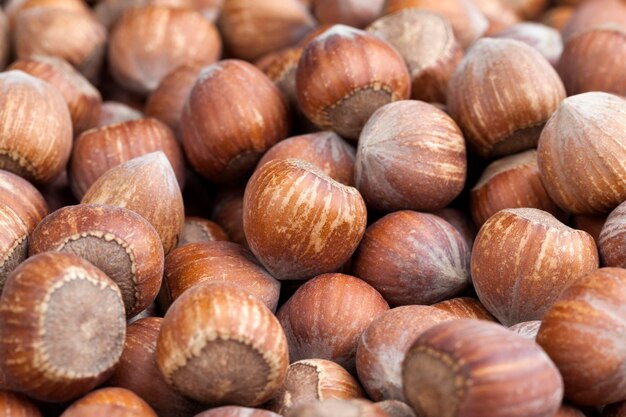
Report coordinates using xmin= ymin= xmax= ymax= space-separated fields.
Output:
xmin=0 ymin=70 xmax=72 ymax=184
xmin=181 ymin=60 xmax=290 ymax=184
xmin=276 ymin=273 xmax=389 ymax=371
xmin=403 ymin=319 xmax=563 ymax=417
xmin=537 ymin=92 xmax=626 ymax=215
xmin=70 ymin=118 xmax=186 ymax=200
xmin=447 ymin=38 xmax=565 ymax=158
xmin=561 ymin=0 xmax=626 ymax=41
xmin=108 ymin=318 xmax=203 ymax=417
xmin=157 ymin=282 xmax=289 ymax=406
xmin=311 ymin=0 xmax=384 ymax=28
xmin=178 ymin=217 xmax=229 ymax=247
xmin=82 ymin=152 xmax=185 ymax=254
xmin=471 ymin=208 xmax=599 ymax=325
xmin=537 ymin=268 xmax=626 ymax=405
xmin=432 ymin=297 xmax=496 ymax=321
xmin=285 ymin=399 xmax=387 ymax=417
xmin=375 ymin=401 xmax=415 ymax=417
xmin=108 ymin=5 xmax=221 ymax=94
xmin=195 ymin=407 xmax=281 ymax=417
xmin=367 ymin=10 xmax=463 ymax=104
xmin=604 ymin=402 xmax=626 ymax=417
xmin=470 ymin=149 xmax=565 ymax=228
xmin=268 ymin=359 xmax=365 ymax=415
xmin=491 ymin=22 xmax=563 ymax=67
xmin=354 ymin=100 xmax=466 ymax=212
xmin=509 ymin=320 xmax=541 ymax=339
xmin=161 ymin=241 xmax=281 ymax=312
xmin=243 ymin=159 xmax=367 ymax=281
xmin=64 ymin=387 xmax=156 ymax=417
xmin=0 ymin=391 xmax=42 ymax=417
xmin=255 ymin=131 xmax=356 ymax=186
xmin=29 ymin=204 xmax=164 ymax=318
xmin=5 ymin=0 xmax=88 ymax=28
xmin=352 ymin=211 xmax=470 ymax=306
xmin=296 ymin=25 xmax=411 ymax=140
xmin=0 ymin=252 xmax=126 ymax=402
xmin=600 ymin=200 xmax=626 ymax=268
xmin=212 ymin=188 xmax=248 ymax=249
xmin=356 ymin=305 xmax=457 ymax=401
xmin=98 ymin=101 xmax=143 ymax=127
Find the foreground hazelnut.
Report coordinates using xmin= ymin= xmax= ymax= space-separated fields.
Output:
xmin=471 ymin=208 xmax=599 ymax=325
xmin=285 ymin=399 xmax=387 ymax=417
xmin=109 ymin=5 xmax=221 ymax=94
xmin=276 ymin=273 xmax=389 ymax=371
xmin=537 ymin=92 xmax=626 ymax=215
xmin=82 ymin=152 xmax=185 ymax=254
xmin=311 ymin=0 xmax=384 ymax=28
xmin=432 ymin=297 xmax=496 ymax=321
xmin=353 ymin=211 xmax=470 ymax=306
xmin=157 ymin=282 xmax=289 ymax=406
xmin=599 ymin=200 xmax=626 ymax=268
xmin=244 ymin=159 xmax=367 ymax=280
xmin=0 ymin=252 xmax=126 ymax=402
xmin=181 ymin=60 xmax=290 ymax=184
xmin=178 ymin=217 xmax=229 ymax=247
xmin=296 ymin=25 xmax=410 ymax=140
xmin=403 ymin=319 xmax=563 ymax=417
xmin=0 ymin=70 xmax=72 ymax=183
xmin=356 ymin=306 xmax=456 ymax=401
xmin=109 ymin=318 xmax=203 ymax=417
xmin=491 ymin=22 xmax=563 ymax=67
xmin=61 ymin=404 xmax=147 ymax=417
xmin=195 ymin=407 xmax=281 ymax=417
xmin=354 ymin=100 xmax=466 ymax=212
xmin=29 ymin=204 xmax=164 ymax=318
xmin=447 ymin=38 xmax=565 ymax=158
xmin=367 ymin=10 xmax=463 ymax=104
xmin=64 ymin=387 xmax=156 ymax=417
xmin=537 ymin=267 xmax=626 ymax=405
xmin=0 ymin=391 xmax=42 ymax=416
xmin=268 ymin=359 xmax=365 ymax=415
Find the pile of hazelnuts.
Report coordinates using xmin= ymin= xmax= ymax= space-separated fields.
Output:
xmin=0 ymin=0 xmax=625 ymax=416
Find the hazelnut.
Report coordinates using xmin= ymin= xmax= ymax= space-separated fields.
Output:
xmin=98 ymin=101 xmax=143 ymax=127
xmin=157 ymin=282 xmax=289 ymax=406
xmin=503 ymin=0 xmax=547 ymax=19
xmin=5 ymin=0 xmax=88 ymax=28
xmin=0 ymin=70 xmax=72 ymax=184
xmin=161 ymin=241 xmax=281 ymax=312
xmin=432 ymin=297 xmax=496 ymax=321
xmin=375 ymin=401 xmax=415 ymax=417
xmin=276 ymin=273 xmax=389 ymax=371
xmin=491 ymin=22 xmax=563 ymax=67
xmin=64 ymin=387 xmax=157 ymax=417
xmin=509 ymin=320 xmax=541 ymax=339
xmin=218 ymin=0 xmax=315 ymax=61
xmin=537 ymin=268 xmax=626 ymax=405
xmin=354 ymin=100 xmax=466 ymax=212
xmin=537 ymin=92 xmax=626 ymax=215
xmin=558 ymin=25 xmax=626 ymax=96
xmin=296 ymin=25 xmax=411 ymax=140
xmin=29 ymin=204 xmax=164 ymax=318
xmin=195 ymin=407 xmax=281 ymax=417
xmin=181 ymin=60 xmax=290 ymax=184
xmin=81 ymin=151 xmax=185 ymax=254
xmin=0 ymin=391 xmax=42 ymax=417
xmin=61 ymin=404 xmax=147 ymax=417
xmin=383 ymin=0 xmax=488 ymax=48
xmin=178 ymin=217 xmax=229 ymax=247
xmin=269 ymin=359 xmax=365 ymax=415
xmin=433 ymin=208 xmax=477 ymax=249
xmin=600 ymin=200 xmax=626 ymax=268
xmin=353 ymin=211 xmax=470 ymax=306
xmin=367 ymin=10 xmax=463 ymax=104
xmin=470 ymin=149 xmax=566 ymax=228
xmin=473 ymin=0 xmax=520 ymax=35
xmin=0 ymin=10 xmax=9 ymax=71
xmin=285 ymin=399 xmax=387 ymax=417
xmin=108 ymin=5 xmax=221 ymax=94
xmin=447 ymin=38 xmax=565 ymax=158
xmin=212 ymin=188 xmax=248 ymax=249
xmin=540 ymin=6 xmax=573 ymax=31
xmin=403 ymin=319 xmax=563 ymax=417
xmin=471 ymin=208 xmax=599 ymax=325
xmin=255 ymin=47 xmax=303 ymax=121
xmin=243 ymin=159 xmax=367 ymax=281
xmin=561 ymin=0 xmax=626 ymax=41
xmin=15 ymin=7 xmax=107 ymax=82
xmin=604 ymin=402 xmax=626 ymax=417
xmin=70 ymin=118 xmax=186 ymax=200
xmin=311 ymin=0 xmax=384 ymax=28
xmin=356 ymin=305 xmax=457 ymax=401
xmin=0 ymin=252 xmax=126 ymax=402
xmin=108 ymin=317 xmax=203 ymax=417
xmin=256 ymin=131 xmax=356 ymax=186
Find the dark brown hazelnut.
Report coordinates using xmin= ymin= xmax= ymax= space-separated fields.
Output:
xmin=178 ymin=217 xmax=229 ymax=247
xmin=600 ymin=200 xmax=626 ymax=268
xmin=603 ymin=402 xmax=626 ymax=417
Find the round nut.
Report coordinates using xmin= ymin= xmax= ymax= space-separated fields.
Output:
xmin=64 ymin=387 xmax=156 ymax=417
xmin=195 ymin=407 xmax=281 ymax=417
xmin=178 ymin=217 xmax=229 ymax=247
xmin=432 ymin=297 xmax=496 ymax=321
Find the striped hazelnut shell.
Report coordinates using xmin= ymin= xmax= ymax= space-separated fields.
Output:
xmin=599 ymin=200 xmax=626 ymax=268
xmin=432 ymin=297 xmax=496 ymax=321
xmin=64 ymin=387 xmax=156 ymax=417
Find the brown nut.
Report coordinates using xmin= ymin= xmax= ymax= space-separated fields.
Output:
xmin=29 ymin=204 xmax=164 ymax=318
xmin=243 ymin=159 xmax=367 ymax=281
xmin=432 ymin=297 xmax=496 ymax=321
xmin=70 ymin=118 xmax=186 ymax=200
xmin=82 ymin=151 xmax=185 ymax=254
xmin=9 ymin=55 xmax=101 ymax=134
xmin=161 ymin=241 xmax=281 ymax=312
xmin=98 ymin=101 xmax=143 ymax=127
xmin=296 ymin=25 xmax=411 ymax=140
xmin=561 ymin=0 xmax=626 ymax=41
xmin=353 ymin=211 xmax=470 ymax=306
xmin=0 ymin=70 xmax=72 ymax=184
xmin=354 ymin=100 xmax=466 ymax=212
xmin=268 ymin=359 xmax=365 ymax=415
xmin=0 ymin=391 xmax=42 ymax=417
xmin=367 ymin=10 xmax=463 ymax=104
xmin=312 ymin=0 xmax=384 ymax=28
xmin=181 ymin=60 xmax=290 ymax=184
xmin=509 ymin=320 xmax=541 ymax=339
xmin=356 ymin=306 xmax=457 ymax=401
xmin=285 ymin=399 xmax=387 ymax=417
xmin=256 ymin=131 xmax=356 ymax=186
xmin=491 ymin=22 xmax=563 ymax=67
xmin=447 ymin=38 xmax=565 ymax=158
xmin=195 ymin=407 xmax=281 ymax=417
xmin=276 ymin=273 xmax=389 ymax=371
xmin=537 ymin=268 xmax=626 ymax=405
xmin=471 ymin=208 xmax=599 ymax=325
xmin=470 ymin=149 xmax=565 ymax=228
xmin=178 ymin=217 xmax=229 ymax=247
xmin=0 ymin=252 xmax=126 ymax=402
xmin=0 ymin=10 xmax=8 ymax=71
xmin=433 ymin=208 xmax=476 ymax=249
xmin=5 ymin=0 xmax=88 ymax=29
xmin=64 ymin=387 xmax=157 ymax=417
xmin=375 ymin=401 xmax=415 ymax=417
xmin=537 ymin=92 xmax=626 ymax=215
xmin=600 ymin=200 xmax=626 ymax=268
xmin=212 ymin=188 xmax=248 ymax=249
xmin=403 ymin=319 xmax=563 ymax=417
xmin=473 ymin=0 xmax=520 ymax=35
xmin=61 ymin=404 xmax=147 ymax=417
xmin=109 ymin=317 xmax=203 ymax=417
xmin=255 ymin=47 xmax=303 ymax=119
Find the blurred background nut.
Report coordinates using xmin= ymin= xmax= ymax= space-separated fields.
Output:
xmin=177 ymin=217 xmax=229 ymax=247
xmin=561 ymin=0 xmax=626 ymax=41
xmin=599 ymin=200 xmax=626 ymax=268
xmin=310 ymin=0 xmax=384 ymax=28
xmin=0 ymin=391 xmax=42 ymax=417
xmin=490 ymin=22 xmax=563 ymax=66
